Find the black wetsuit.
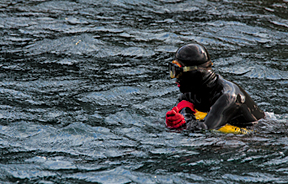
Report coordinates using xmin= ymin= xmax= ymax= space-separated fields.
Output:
xmin=178 ymin=74 xmax=265 ymax=130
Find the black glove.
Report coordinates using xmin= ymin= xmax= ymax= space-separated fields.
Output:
xmin=179 ymin=107 xmax=208 ymax=131
xmin=186 ymin=119 xmax=208 ymax=131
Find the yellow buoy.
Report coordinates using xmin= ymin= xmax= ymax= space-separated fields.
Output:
xmin=194 ymin=109 xmax=207 ymax=120
xmin=194 ymin=109 xmax=252 ymax=134
xmin=217 ymin=124 xmax=252 ymax=134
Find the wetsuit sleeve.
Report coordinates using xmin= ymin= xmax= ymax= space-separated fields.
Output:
xmin=177 ymin=100 xmax=196 ymax=113
xmin=203 ymin=93 xmax=238 ymax=129
xmin=179 ymin=107 xmax=195 ymax=122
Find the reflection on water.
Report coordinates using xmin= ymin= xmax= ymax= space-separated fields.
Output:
xmin=0 ymin=0 xmax=288 ymax=183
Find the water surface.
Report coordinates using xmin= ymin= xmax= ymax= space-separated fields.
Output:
xmin=1 ymin=0 xmax=288 ymax=183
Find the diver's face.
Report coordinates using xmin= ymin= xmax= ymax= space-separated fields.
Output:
xmin=176 ymin=69 xmax=211 ymax=93
xmin=169 ymin=60 xmax=212 ymax=93
xmin=176 ymin=71 xmax=197 ymax=93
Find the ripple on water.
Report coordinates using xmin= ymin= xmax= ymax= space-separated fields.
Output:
xmin=77 ymin=86 xmax=140 ymax=106
xmin=222 ymin=173 xmax=280 ymax=183
xmin=244 ymin=66 xmax=288 ymax=80
xmin=66 ymin=167 xmax=155 ymax=184
xmin=33 ymin=1 xmax=81 ymax=12
xmin=24 ymin=34 xmax=104 ymax=56
xmin=0 ymin=164 xmax=57 ymax=181
xmin=120 ymin=47 xmax=155 ymax=57
xmin=216 ymin=55 xmax=288 ymax=80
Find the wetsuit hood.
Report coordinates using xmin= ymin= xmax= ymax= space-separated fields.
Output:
xmin=175 ymin=43 xmax=211 ymax=66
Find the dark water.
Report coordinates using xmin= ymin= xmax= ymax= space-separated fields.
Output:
xmin=1 ymin=0 xmax=288 ymax=183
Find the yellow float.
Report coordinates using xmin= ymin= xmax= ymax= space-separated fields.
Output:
xmin=194 ymin=109 xmax=253 ymax=134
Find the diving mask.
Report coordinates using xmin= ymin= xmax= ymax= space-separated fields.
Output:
xmin=169 ymin=60 xmax=199 ymax=79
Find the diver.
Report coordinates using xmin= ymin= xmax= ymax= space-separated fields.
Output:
xmin=166 ymin=43 xmax=265 ymax=131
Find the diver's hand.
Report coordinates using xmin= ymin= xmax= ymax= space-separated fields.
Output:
xmin=165 ymin=107 xmax=186 ymax=128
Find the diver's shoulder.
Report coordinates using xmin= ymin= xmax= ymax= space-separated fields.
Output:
xmin=216 ymin=75 xmax=242 ymax=93
xmin=216 ymin=75 xmax=236 ymax=87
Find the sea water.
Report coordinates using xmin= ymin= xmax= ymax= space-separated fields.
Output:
xmin=0 ymin=0 xmax=288 ymax=183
